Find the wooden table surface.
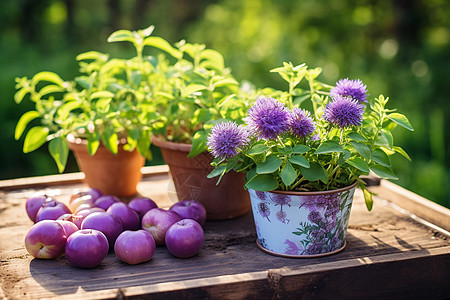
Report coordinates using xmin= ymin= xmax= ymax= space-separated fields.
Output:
xmin=0 ymin=165 xmax=449 ymax=300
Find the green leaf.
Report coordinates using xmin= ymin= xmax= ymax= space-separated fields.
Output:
xmin=31 ymin=72 xmax=65 ymax=87
xmin=14 ymin=88 xmax=28 ymax=104
xmin=57 ymin=101 xmax=80 ymax=120
xmin=393 ymin=146 xmax=411 ymax=161
xmin=143 ymin=36 xmax=182 ymax=59
xmin=375 ymin=130 xmax=393 ymax=149
xmin=38 ymin=85 xmax=65 ymax=96
xmin=212 ymin=78 xmax=239 ymax=88
xmin=350 ymin=141 xmax=371 ymax=161
xmin=280 ymin=161 xmax=297 ymax=186
xmin=87 ymin=132 xmax=101 ymax=156
xmin=90 ymin=91 xmax=115 ymax=99
xmin=314 ymin=140 xmax=343 ymax=154
xmin=131 ymin=71 xmax=142 ymax=87
xmin=371 ymin=148 xmax=391 ymax=167
xmin=76 ymin=51 xmax=109 ymax=62
xmin=23 ymin=126 xmax=49 ymax=153
xmin=370 ymin=164 xmax=398 ymax=180
xmin=246 ymin=168 xmax=257 ymax=182
xmin=187 ymin=130 xmax=207 ymax=158
xmin=49 ymin=137 xmax=69 ymax=173
xmin=297 ymin=162 xmax=327 ymax=182
xmin=289 ymin=155 xmax=310 ymax=168
xmin=387 ymin=113 xmax=414 ymax=131
xmin=362 ymin=188 xmax=373 ymax=211
xmin=256 ymin=155 xmax=282 ymax=174
xmin=107 ymin=29 xmax=135 ymax=43
xmin=245 ymin=174 xmax=279 ymax=191
xmin=338 ymin=149 xmax=351 ymax=165
xmin=347 ymin=157 xmax=370 ymax=173
xmin=137 ymin=129 xmax=151 ymax=159
xmin=102 ymin=131 xmax=118 ymax=154
xmin=347 ymin=132 xmax=367 ymax=142
xmin=207 ymin=164 xmax=227 ymax=179
xmin=15 ymin=111 xmax=40 ymax=140
xmin=292 ymin=144 xmax=310 ymax=154
xmin=181 ymin=84 xmax=207 ymax=98
xmin=139 ymin=25 xmax=155 ymax=37
xmin=200 ymin=49 xmax=225 ymax=70
xmin=247 ymin=144 xmax=269 ymax=155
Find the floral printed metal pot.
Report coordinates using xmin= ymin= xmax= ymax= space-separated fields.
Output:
xmin=248 ymin=181 xmax=357 ymax=258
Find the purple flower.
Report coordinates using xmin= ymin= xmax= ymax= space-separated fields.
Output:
xmin=323 ymin=95 xmax=364 ymax=128
xmin=207 ymin=121 xmax=251 ymax=160
xmin=245 ymin=97 xmax=291 ymax=140
xmin=290 ymin=108 xmax=315 ymax=138
xmin=276 ymin=210 xmax=289 ymax=224
xmin=270 ymin=194 xmax=291 ymax=207
xmin=307 ymin=210 xmax=322 ymax=224
xmin=300 ymin=193 xmax=341 ymax=210
xmin=306 ymin=241 xmax=325 ymax=255
xmin=258 ymin=202 xmax=271 ymax=221
xmin=284 ymin=239 xmax=303 ymax=255
xmin=330 ymin=78 xmax=368 ymax=103
xmin=255 ymin=190 xmax=267 ymax=201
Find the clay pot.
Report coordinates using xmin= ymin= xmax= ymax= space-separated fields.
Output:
xmin=152 ymin=137 xmax=251 ymax=220
xmin=67 ymin=135 xmax=145 ymax=197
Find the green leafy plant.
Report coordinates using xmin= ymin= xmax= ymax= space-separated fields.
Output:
xmin=207 ymin=62 xmax=414 ymax=210
xmin=14 ymin=25 xmax=179 ymax=172
xmin=150 ymin=40 xmax=256 ymax=158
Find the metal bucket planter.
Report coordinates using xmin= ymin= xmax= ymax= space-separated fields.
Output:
xmin=248 ymin=181 xmax=357 ymax=258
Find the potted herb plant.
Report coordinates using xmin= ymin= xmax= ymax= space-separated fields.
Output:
xmin=207 ymin=62 xmax=414 ymax=257
xmin=150 ymin=41 xmax=257 ymax=220
xmin=13 ymin=26 xmax=170 ymax=196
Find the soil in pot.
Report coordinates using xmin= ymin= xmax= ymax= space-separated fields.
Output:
xmin=153 ymin=137 xmax=251 ymax=220
xmin=68 ymin=136 xmax=145 ymax=197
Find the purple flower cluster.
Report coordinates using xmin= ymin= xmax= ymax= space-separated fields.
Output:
xmin=300 ymin=193 xmax=341 ymax=210
xmin=295 ymin=192 xmax=346 ymax=255
xmin=290 ymin=108 xmax=315 ymax=138
xmin=270 ymin=194 xmax=292 ymax=208
xmin=330 ymin=78 xmax=368 ymax=103
xmin=257 ymin=202 xmax=271 ymax=221
xmin=207 ymin=121 xmax=251 ymax=160
xmin=245 ymin=97 xmax=292 ymax=140
xmin=323 ymin=95 xmax=364 ymax=129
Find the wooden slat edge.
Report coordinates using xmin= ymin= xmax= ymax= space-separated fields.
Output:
xmin=369 ymin=180 xmax=450 ymax=232
xmin=0 ymin=165 xmax=169 ymax=190
xmin=45 ymin=246 xmax=450 ymax=300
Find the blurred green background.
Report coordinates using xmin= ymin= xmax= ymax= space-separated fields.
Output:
xmin=1 ymin=0 xmax=449 ymax=208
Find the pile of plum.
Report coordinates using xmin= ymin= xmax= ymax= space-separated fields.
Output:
xmin=24 ymin=188 xmax=206 ymax=268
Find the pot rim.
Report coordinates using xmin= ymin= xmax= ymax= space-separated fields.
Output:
xmin=66 ymin=134 xmax=128 ymax=146
xmin=250 ymin=180 xmax=358 ymax=196
xmin=152 ymin=135 xmax=193 ymax=152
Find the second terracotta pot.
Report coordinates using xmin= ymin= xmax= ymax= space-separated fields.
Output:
xmin=153 ymin=137 xmax=251 ymax=220
xmin=68 ymin=136 xmax=145 ymax=197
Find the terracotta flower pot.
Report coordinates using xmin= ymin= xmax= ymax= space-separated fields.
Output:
xmin=67 ymin=136 xmax=145 ymax=197
xmin=248 ymin=181 xmax=358 ymax=257
xmin=152 ymin=137 xmax=251 ymax=220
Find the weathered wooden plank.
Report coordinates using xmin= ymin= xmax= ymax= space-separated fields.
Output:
xmin=0 ymin=170 xmax=449 ymax=299
xmin=369 ymin=179 xmax=450 ymax=232
xmin=0 ymin=165 xmax=169 ymax=191
xmin=38 ymin=247 xmax=450 ymax=300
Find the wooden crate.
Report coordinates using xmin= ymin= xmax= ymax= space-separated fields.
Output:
xmin=0 ymin=166 xmax=449 ymax=299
